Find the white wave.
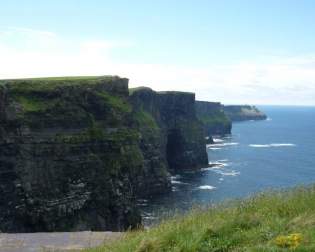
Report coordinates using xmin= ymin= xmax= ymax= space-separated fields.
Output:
xmin=214 ymin=170 xmax=240 ymax=176
xmin=172 ymin=187 xmax=179 ymax=192
xmin=207 ymin=147 xmax=222 ymax=150
xmin=213 ymin=138 xmax=224 ymax=143
xmin=267 ymin=118 xmax=272 ymax=121
xmin=249 ymin=143 xmax=296 ymax=148
xmin=270 ymin=143 xmax=296 ymax=147
xmin=171 ymin=175 xmax=189 ymax=185
xmin=202 ymin=161 xmax=230 ymax=172
xmin=249 ymin=144 xmax=271 ymax=148
xmin=219 ymin=178 xmax=224 ymax=181
xmin=208 ymin=142 xmax=239 ymax=148
xmin=221 ymin=171 xmax=240 ymax=176
xmin=198 ymin=185 xmax=216 ymax=190
xmin=143 ymin=216 xmax=157 ymax=220
xmin=208 ymin=161 xmax=228 ymax=168
xmin=171 ymin=180 xmax=189 ymax=185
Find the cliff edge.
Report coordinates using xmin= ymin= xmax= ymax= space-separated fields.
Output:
xmin=223 ymin=105 xmax=267 ymax=121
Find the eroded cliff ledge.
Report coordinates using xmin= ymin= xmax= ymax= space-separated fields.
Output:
xmin=0 ymin=77 xmax=207 ymax=232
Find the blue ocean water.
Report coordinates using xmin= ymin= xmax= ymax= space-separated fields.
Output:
xmin=140 ymin=106 xmax=315 ymax=222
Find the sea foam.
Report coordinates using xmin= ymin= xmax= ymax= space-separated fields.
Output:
xmin=207 ymin=142 xmax=239 ymax=148
xmin=218 ymin=170 xmax=240 ymax=176
xmin=213 ymin=138 xmax=224 ymax=143
xmin=198 ymin=185 xmax=216 ymax=190
xmin=249 ymin=143 xmax=296 ymax=148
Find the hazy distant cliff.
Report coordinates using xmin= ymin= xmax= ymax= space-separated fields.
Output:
xmin=0 ymin=78 xmax=208 ymax=232
xmin=223 ymin=105 xmax=267 ymax=121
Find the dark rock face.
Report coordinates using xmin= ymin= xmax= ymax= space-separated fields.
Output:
xmin=0 ymin=77 xmax=142 ymax=232
xmin=223 ymin=105 xmax=267 ymax=121
xmin=195 ymin=101 xmax=232 ymax=136
xmin=130 ymin=88 xmax=208 ymax=172
xmin=0 ymin=78 xmax=208 ymax=233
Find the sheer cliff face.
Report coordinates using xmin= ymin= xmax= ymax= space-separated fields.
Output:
xmin=130 ymin=88 xmax=208 ymax=171
xmin=0 ymin=77 xmax=142 ymax=232
xmin=195 ymin=101 xmax=232 ymax=136
xmin=223 ymin=105 xmax=267 ymax=121
xmin=0 ymin=78 xmax=207 ymax=232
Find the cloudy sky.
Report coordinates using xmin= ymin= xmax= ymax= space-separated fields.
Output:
xmin=1 ymin=0 xmax=315 ymax=105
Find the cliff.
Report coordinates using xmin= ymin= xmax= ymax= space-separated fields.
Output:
xmin=0 ymin=77 xmax=207 ymax=232
xmin=223 ymin=105 xmax=267 ymax=121
xmin=195 ymin=101 xmax=231 ymax=137
xmin=0 ymin=76 xmax=143 ymax=232
xmin=130 ymin=87 xmax=208 ymax=171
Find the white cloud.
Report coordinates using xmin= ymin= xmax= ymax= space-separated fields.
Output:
xmin=7 ymin=27 xmax=57 ymax=37
xmin=0 ymin=27 xmax=315 ymax=105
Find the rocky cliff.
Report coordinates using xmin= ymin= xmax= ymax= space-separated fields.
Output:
xmin=195 ymin=101 xmax=231 ymax=137
xmin=223 ymin=105 xmax=267 ymax=121
xmin=0 ymin=77 xmax=207 ymax=232
xmin=0 ymin=76 xmax=143 ymax=232
xmin=130 ymin=87 xmax=208 ymax=171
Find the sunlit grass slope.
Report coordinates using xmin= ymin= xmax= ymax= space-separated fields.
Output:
xmin=85 ymin=186 xmax=315 ymax=251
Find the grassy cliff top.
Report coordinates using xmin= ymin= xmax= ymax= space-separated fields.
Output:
xmin=129 ymin=86 xmax=154 ymax=95
xmin=0 ymin=75 xmax=126 ymax=92
xmin=129 ymin=87 xmax=195 ymax=96
xmin=85 ymin=186 xmax=315 ymax=251
xmin=1 ymin=76 xmax=131 ymax=115
xmin=158 ymin=90 xmax=195 ymax=96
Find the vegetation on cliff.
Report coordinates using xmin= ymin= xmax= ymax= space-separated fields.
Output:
xmin=0 ymin=76 xmax=209 ymax=232
xmin=0 ymin=76 xmax=145 ymax=232
xmin=85 ymin=186 xmax=315 ymax=251
xmin=197 ymin=111 xmax=231 ymax=135
xmin=195 ymin=101 xmax=232 ymax=136
xmin=223 ymin=105 xmax=267 ymax=122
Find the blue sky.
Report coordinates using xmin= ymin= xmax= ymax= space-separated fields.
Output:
xmin=1 ymin=0 xmax=315 ymax=105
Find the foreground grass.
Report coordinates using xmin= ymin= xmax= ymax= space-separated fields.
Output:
xmin=84 ymin=186 xmax=315 ymax=251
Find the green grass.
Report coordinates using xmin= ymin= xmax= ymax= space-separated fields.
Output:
xmin=1 ymin=75 xmax=120 ymax=93
xmin=84 ymin=186 xmax=315 ymax=251
xmin=133 ymin=108 xmax=159 ymax=130
xmin=96 ymin=91 xmax=131 ymax=113
xmin=129 ymin=86 xmax=153 ymax=95
xmin=198 ymin=111 xmax=231 ymax=128
xmin=13 ymin=96 xmax=51 ymax=112
xmin=2 ymin=76 xmax=130 ymax=116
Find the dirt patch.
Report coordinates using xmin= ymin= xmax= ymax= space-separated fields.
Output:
xmin=0 ymin=231 xmax=122 ymax=252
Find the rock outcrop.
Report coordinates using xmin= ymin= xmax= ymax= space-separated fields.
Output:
xmin=0 ymin=77 xmax=208 ymax=232
xmin=195 ymin=101 xmax=231 ymax=137
xmin=223 ymin=105 xmax=267 ymax=121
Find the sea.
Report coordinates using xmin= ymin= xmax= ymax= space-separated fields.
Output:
xmin=139 ymin=106 xmax=315 ymax=224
